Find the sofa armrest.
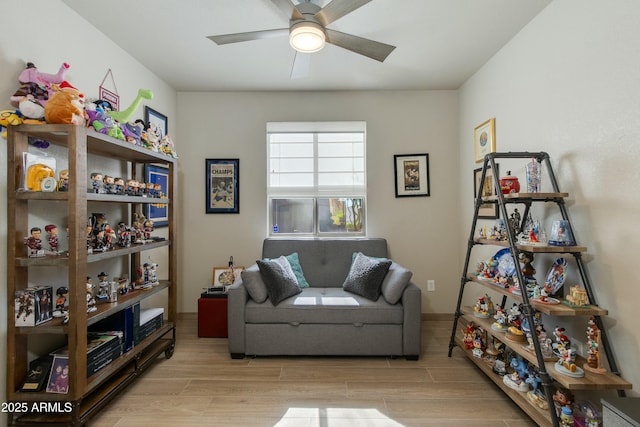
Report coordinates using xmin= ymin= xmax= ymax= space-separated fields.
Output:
xmin=401 ymin=281 xmax=422 ymax=359
xmin=227 ymin=277 xmax=248 ymax=358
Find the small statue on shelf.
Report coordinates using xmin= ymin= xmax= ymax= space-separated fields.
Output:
xmin=96 ymin=272 xmax=110 ymax=301
xmin=44 ymin=224 xmax=60 ymax=254
xmin=53 ymin=286 xmax=68 ymax=318
xmin=86 ymin=277 xmax=97 ymax=313
xmin=552 ymin=387 xmax=574 ymax=418
xmin=491 ymin=307 xmax=507 ymax=332
xmin=114 ymin=177 xmax=125 ymax=195
xmin=102 ymin=175 xmax=116 ymax=194
xmin=89 ymin=172 xmax=103 ymax=194
xmin=473 ymin=294 xmax=494 ymax=318
xmin=24 ymin=226 xmax=45 ymax=257
xmin=584 ymin=317 xmax=607 ymax=374
xmin=57 ymin=169 xmax=69 ymax=192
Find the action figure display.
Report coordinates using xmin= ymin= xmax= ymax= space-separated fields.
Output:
xmin=24 ymin=226 xmax=45 ymax=257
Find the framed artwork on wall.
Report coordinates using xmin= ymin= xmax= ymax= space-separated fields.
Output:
xmin=474 ymin=118 xmax=496 ymax=163
xmin=206 ymin=158 xmax=239 ymax=213
xmin=144 ymin=106 xmax=168 ymax=140
xmin=474 ymin=164 xmax=499 ymax=219
xmin=394 ymin=153 xmax=430 ymax=197
xmin=212 ymin=266 xmax=244 ymax=287
xmin=145 ymin=164 xmax=169 ymax=227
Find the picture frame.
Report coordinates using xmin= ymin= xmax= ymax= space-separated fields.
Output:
xmin=144 ymin=106 xmax=168 ymax=140
xmin=145 ymin=164 xmax=169 ymax=227
xmin=46 ymin=355 xmax=69 ymax=394
xmin=212 ymin=266 xmax=244 ymax=287
xmin=206 ymin=159 xmax=239 ymax=214
xmin=474 ymin=118 xmax=496 ymax=163
xmin=474 ymin=164 xmax=500 ymax=219
xmin=394 ymin=153 xmax=430 ymax=197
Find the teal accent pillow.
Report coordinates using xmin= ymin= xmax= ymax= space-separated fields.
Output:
xmin=343 ymin=252 xmax=392 ymax=301
xmin=286 ymin=252 xmax=310 ymax=288
xmin=256 ymin=256 xmax=302 ymax=305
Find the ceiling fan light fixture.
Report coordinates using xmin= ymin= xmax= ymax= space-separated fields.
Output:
xmin=289 ymin=22 xmax=326 ymax=53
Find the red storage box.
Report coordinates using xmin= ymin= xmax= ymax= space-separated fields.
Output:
xmin=198 ymin=293 xmax=228 ymax=338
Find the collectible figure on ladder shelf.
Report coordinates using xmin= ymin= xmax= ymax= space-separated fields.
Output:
xmin=584 ymin=317 xmax=607 ymax=374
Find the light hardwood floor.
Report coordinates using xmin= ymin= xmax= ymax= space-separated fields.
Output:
xmin=91 ymin=314 xmax=536 ymax=426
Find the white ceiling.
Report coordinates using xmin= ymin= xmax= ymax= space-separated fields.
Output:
xmin=62 ymin=0 xmax=551 ymax=92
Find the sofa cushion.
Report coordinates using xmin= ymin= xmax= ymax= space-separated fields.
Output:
xmin=286 ymin=252 xmax=309 ymax=288
xmin=381 ymin=262 xmax=413 ymax=305
xmin=343 ymin=252 xmax=392 ymax=301
xmin=245 ymin=287 xmax=404 ymax=325
xmin=256 ymin=256 xmax=302 ymax=305
xmin=241 ymin=264 xmax=269 ymax=303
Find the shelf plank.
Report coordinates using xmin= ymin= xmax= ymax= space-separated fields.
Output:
xmin=15 ymin=239 xmax=170 ymax=267
xmin=465 ymin=276 xmax=608 ymax=316
xmin=482 ymin=192 xmax=569 ymax=202
xmin=454 ymin=336 xmax=552 ymax=427
xmin=474 ymin=238 xmax=587 ymax=253
xmin=11 ymin=124 xmax=176 ymax=164
xmin=459 ymin=310 xmax=631 ymax=391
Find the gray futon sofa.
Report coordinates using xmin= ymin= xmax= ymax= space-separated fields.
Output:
xmin=227 ymin=238 xmax=422 ymax=359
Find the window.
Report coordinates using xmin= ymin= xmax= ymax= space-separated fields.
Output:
xmin=267 ymin=122 xmax=366 ymax=236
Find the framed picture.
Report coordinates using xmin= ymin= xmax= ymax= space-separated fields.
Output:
xmin=474 ymin=164 xmax=499 ymax=219
xmin=206 ymin=159 xmax=239 ymax=213
xmin=144 ymin=106 xmax=168 ymax=140
xmin=394 ymin=154 xmax=430 ymax=197
xmin=474 ymin=118 xmax=496 ymax=163
xmin=145 ymin=164 xmax=169 ymax=227
xmin=46 ymin=355 xmax=69 ymax=394
xmin=212 ymin=266 xmax=244 ymax=287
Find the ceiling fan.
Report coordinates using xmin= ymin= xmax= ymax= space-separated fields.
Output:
xmin=207 ymin=0 xmax=396 ymax=78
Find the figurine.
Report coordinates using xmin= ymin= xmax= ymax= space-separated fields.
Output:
xmin=462 ymin=323 xmax=476 ymax=350
xmin=491 ymin=307 xmax=507 ymax=332
xmin=102 ymin=175 xmax=116 ymax=194
xmin=560 ymin=406 xmax=574 ymax=427
xmin=44 ymin=224 xmax=59 ymax=254
xmin=473 ymin=294 xmax=494 ymax=318
xmin=525 ymin=373 xmax=548 ymax=409
xmin=503 ymin=370 xmax=529 ymax=392
xmin=584 ymin=317 xmax=607 ymax=374
xmin=57 ymin=169 xmax=69 ymax=192
xmin=518 ymin=251 xmax=536 ymax=284
xmin=552 ymin=387 xmax=574 ymax=418
xmin=89 ymin=172 xmax=103 ymax=194
xmin=505 ymin=303 xmax=526 ymax=343
xmin=565 ymin=285 xmax=589 ymax=307
xmin=96 ymin=272 xmax=110 ymax=301
xmin=125 ymin=179 xmax=139 ymax=196
xmin=86 ymin=277 xmax=97 ymax=313
xmin=24 ymin=226 xmax=45 ymax=257
xmin=114 ymin=177 xmax=125 ymax=195
xmin=53 ymin=287 xmax=69 ymax=323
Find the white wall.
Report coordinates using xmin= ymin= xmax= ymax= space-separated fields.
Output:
xmin=0 ymin=0 xmax=177 ymax=414
xmin=177 ymin=90 xmax=460 ymax=314
xmin=459 ymin=0 xmax=640 ymax=396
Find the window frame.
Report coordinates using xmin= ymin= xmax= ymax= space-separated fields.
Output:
xmin=267 ymin=122 xmax=367 ymax=237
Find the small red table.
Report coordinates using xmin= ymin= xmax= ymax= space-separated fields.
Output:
xmin=198 ymin=292 xmax=228 ymax=338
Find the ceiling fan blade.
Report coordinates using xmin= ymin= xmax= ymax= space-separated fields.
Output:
xmin=269 ymin=0 xmax=303 ymax=20
xmin=325 ymin=29 xmax=395 ymax=62
xmin=207 ymin=28 xmax=288 ymax=45
xmin=315 ymin=0 xmax=373 ymax=26
xmin=290 ymin=52 xmax=311 ymax=80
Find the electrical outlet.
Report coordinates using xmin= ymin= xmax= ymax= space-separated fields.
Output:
xmin=427 ymin=280 xmax=435 ymax=291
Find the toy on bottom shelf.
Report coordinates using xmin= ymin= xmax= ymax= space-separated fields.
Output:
xmin=503 ymin=356 xmax=530 ymax=392
xmin=553 ymin=387 xmax=574 ymax=420
xmin=584 ymin=317 xmax=607 ymax=374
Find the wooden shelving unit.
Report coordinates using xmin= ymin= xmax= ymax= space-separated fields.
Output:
xmin=6 ymin=124 xmax=178 ymax=426
xmin=448 ymin=152 xmax=631 ymax=427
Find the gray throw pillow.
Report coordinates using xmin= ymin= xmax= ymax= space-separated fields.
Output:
xmin=381 ymin=262 xmax=413 ymax=304
xmin=343 ymin=252 xmax=392 ymax=301
xmin=256 ymin=256 xmax=302 ymax=305
xmin=241 ymin=264 xmax=268 ymax=303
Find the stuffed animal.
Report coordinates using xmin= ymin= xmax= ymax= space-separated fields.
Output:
xmin=11 ymin=62 xmax=70 ymax=119
xmin=44 ymin=83 xmax=87 ymax=126
xmin=107 ymin=88 xmax=153 ymax=123
xmin=85 ymin=102 xmax=124 ymax=140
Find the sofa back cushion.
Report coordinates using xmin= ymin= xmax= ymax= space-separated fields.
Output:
xmin=262 ymin=238 xmax=388 ymax=287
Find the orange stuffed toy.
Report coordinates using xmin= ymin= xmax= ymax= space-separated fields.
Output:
xmin=44 ymin=82 xmax=87 ymax=125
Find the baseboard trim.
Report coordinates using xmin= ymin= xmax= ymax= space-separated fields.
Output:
xmin=422 ymin=313 xmax=454 ymax=321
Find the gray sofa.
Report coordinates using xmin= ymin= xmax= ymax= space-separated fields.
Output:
xmin=227 ymin=238 xmax=422 ymax=359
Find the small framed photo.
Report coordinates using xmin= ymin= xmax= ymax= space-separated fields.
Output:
xmin=144 ymin=106 xmax=168 ymax=140
xmin=206 ymin=159 xmax=239 ymax=214
xmin=474 ymin=118 xmax=496 ymax=163
xmin=394 ymin=153 xmax=430 ymax=197
xmin=474 ymin=164 xmax=499 ymax=219
xmin=145 ymin=164 xmax=169 ymax=227
xmin=46 ymin=355 xmax=69 ymax=394
xmin=212 ymin=266 xmax=244 ymax=287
